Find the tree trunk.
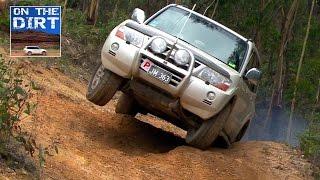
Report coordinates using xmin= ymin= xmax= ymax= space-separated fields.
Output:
xmin=0 ymin=0 xmax=8 ymax=13
xmin=311 ymin=79 xmax=320 ymax=118
xmin=210 ymin=0 xmax=219 ymax=19
xmin=87 ymin=0 xmax=99 ymax=25
xmin=253 ymin=0 xmax=265 ymax=54
xmin=112 ymin=0 xmax=119 ymax=19
xmin=203 ymin=1 xmax=215 ymax=16
xmin=62 ymin=0 xmax=68 ymax=22
xmin=287 ymin=0 xmax=315 ymax=143
xmin=93 ymin=0 xmax=99 ymax=26
xmin=266 ymin=0 xmax=299 ymax=123
xmin=82 ymin=0 xmax=88 ymax=12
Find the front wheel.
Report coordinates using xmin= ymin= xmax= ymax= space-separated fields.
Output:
xmin=86 ymin=62 xmax=123 ymax=106
xmin=186 ymin=104 xmax=231 ymax=150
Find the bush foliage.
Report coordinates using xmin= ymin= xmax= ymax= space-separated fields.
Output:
xmin=0 ymin=55 xmax=40 ymax=168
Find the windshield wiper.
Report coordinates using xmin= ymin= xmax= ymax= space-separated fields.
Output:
xmin=166 ymin=5 xmax=196 ymax=62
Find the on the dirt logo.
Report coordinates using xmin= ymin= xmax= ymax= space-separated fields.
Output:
xmin=10 ymin=6 xmax=61 ymax=57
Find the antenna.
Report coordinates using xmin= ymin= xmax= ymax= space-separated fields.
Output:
xmin=165 ymin=4 xmax=196 ymax=61
xmin=177 ymin=4 xmax=196 ymax=39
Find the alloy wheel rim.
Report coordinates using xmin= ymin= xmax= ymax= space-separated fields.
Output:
xmin=91 ymin=65 xmax=105 ymax=90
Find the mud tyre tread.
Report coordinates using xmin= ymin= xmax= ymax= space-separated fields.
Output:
xmin=86 ymin=63 xmax=123 ymax=106
xmin=186 ymin=104 xmax=231 ymax=150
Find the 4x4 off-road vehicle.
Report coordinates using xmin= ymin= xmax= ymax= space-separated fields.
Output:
xmin=23 ymin=46 xmax=47 ymax=56
xmin=86 ymin=4 xmax=262 ymax=149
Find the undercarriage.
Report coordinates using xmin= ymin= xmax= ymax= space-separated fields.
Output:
xmin=118 ymin=79 xmax=202 ymax=131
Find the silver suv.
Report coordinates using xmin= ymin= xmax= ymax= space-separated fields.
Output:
xmin=23 ymin=46 xmax=47 ymax=56
xmin=86 ymin=4 xmax=262 ymax=149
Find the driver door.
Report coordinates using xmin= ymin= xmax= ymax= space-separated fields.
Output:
xmin=241 ymin=49 xmax=260 ymax=118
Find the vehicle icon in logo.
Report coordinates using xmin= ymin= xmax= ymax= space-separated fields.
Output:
xmin=23 ymin=46 xmax=47 ymax=56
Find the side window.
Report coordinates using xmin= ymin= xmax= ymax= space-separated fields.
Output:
xmin=245 ymin=51 xmax=259 ymax=92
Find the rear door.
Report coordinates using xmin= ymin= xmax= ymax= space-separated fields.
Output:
xmin=35 ymin=47 xmax=41 ymax=54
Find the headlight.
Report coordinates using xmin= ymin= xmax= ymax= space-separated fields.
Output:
xmin=197 ymin=67 xmax=232 ymax=91
xmin=174 ymin=49 xmax=191 ymax=66
xmin=115 ymin=26 xmax=144 ymax=47
xmin=150 ymin=37 xmax=167 ymax=54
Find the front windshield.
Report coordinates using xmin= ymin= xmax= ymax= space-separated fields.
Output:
xmin=147 ymin=7 xmax=248 ymax=71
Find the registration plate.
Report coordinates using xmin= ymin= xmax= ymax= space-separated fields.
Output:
xmin=140 ymin=59 xmax=172 ymax=84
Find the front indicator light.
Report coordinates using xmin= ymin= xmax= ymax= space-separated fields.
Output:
xmin=115 ymin=26 xmax=144 ymax=47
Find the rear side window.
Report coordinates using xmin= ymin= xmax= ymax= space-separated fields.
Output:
xmin=27 ymin=47 xmax=39 ymax=49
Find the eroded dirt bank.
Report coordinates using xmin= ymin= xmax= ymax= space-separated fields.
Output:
xmin=0 ymin=54 xmax=313 ymax=179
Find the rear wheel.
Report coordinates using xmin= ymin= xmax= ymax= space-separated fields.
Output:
xmin=186 ymin=104 xmax=231 ymax=150
xmin=27 ymin=51 xmax=32 ymax=56
xmin=86 ymin=62 xmax=123 ymax=106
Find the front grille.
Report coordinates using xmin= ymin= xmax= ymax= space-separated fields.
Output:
xmin=194 ymin=61 xmax=201 ymax=68
xmin=140 ymin=56 xmax=185 ymax=87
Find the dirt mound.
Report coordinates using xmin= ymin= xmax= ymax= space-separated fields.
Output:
xmin=0 ymin=57 xmax=313 ymax=179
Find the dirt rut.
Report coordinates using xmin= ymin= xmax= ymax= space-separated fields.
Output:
xmin=1 ymin=59 xmax=314 ymax=179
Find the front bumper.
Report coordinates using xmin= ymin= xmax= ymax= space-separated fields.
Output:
xmin=101 ymin=34 xmax=233 ymax=120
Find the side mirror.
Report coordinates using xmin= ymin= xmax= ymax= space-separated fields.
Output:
xmin=245 ymin=68 xmax=262 ymax=85
xmin=131 ymin=8 xmax=146 ymax=24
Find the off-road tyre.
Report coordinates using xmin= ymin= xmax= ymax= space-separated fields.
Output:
xmin=186 ymin=104 xmax=231 ymax=150
xmin=86 ymin=62 xmax=123 ymax=106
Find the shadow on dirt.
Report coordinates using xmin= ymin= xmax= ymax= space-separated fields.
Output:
xmin=82 ymin=113 xmax=186 ymax=155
